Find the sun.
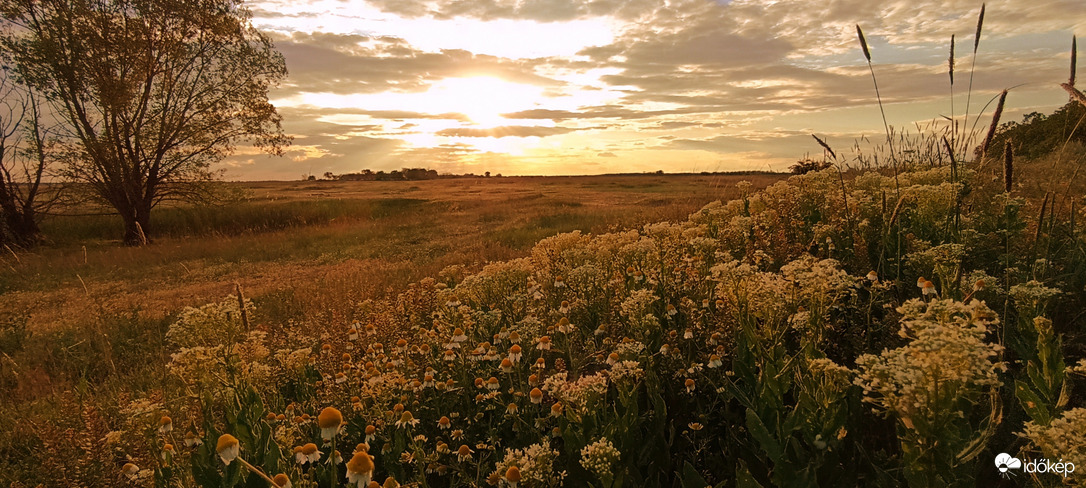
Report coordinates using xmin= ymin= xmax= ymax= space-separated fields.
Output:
xmin=425 ymin=76 xmax=544 ymax=127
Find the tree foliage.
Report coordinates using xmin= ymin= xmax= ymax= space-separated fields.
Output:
xmin=0 ymin=72 xmax=55 ymax=246
xmin=0 ymin=0 xmax=289 ymax=244
xmin=987 ymin=101 xmax=1086 ymax=160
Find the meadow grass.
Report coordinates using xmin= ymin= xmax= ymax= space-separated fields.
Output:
xmin=0 ymin=174 xmax=779 ymax=485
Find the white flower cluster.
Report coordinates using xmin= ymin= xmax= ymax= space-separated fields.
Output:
xmin=541 ymin=372 xmax=609 ymax=411
xmin=166 ymin=295 xmax=253 ymax=348
xmin=619 ymin=289 xmax=660 ymax=330
xmin=608 ymin=360 xmax=644 ymax=382
xmin=1009 ymin=280 xmax=1061 ymax=309
xmin=497 ymin=439 xmax=564 ymax=487
xmin=273 ymin=347 xmax=312 ymax=372
xmin=779 ymin=256 xmax=854 ymax=303
xmin=579 ymin=437 xmax=621 ymax=479
xmin=807 ymin=357 xmax=853 ymax=391
xmin=167 ymin=345 xmax=224 ymax=386
xmin=1022 ymin=408 xmax=1086 ymax=469
xmin=855 ymin=299 xmax=1005 ymax=427
xmin=1067 ymin=359 xmax=1086 ymax=377
xmin=614 ymin=340 xmax=645 ymax=356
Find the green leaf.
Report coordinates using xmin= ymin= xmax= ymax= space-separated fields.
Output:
xmin=1015 ymin=380 xmax=1052 ymax=425
xmin=735 ymin=459 xmax=765 ymax=488
xmin=746 ymin=409 xmax=783 ymax=464
xmin=680 ymin=461 xmax=710 ymax=488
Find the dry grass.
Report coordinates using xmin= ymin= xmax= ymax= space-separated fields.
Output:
xmin=0 ymin=173 xmax=784 ymax=334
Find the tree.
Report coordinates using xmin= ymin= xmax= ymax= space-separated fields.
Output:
xmin=789 ymin=158 xmax=833 ymax=175
xmin=0 ymin=72 xmax=54 ymax=246
xmin=1 ymin=0 xmax=289 ymax=244
xmin=987 ymin=102 xmax=1086 ymax=161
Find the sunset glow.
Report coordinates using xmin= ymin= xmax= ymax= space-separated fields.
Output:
xmin=225 ymin=0 xmax=1086 ymax=179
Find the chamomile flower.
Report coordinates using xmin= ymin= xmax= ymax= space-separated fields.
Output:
xmin=509 ymin=344 xmax=523 ymax=362
xmin=158 ymin=415 xmax=173 ymax=435
xmin=500 ymin=358 xmax=514 ymax=373
xmin=685 ymin=378 xmax=695 ymax=393
xmin=504 ymin=466 xmax=522 ymax=487
xmin=121 ymin=463 xmax=140 ymax=480
xmin=395 ymin=411 xmax=419 ymax=429
xmin=530 ymin=388 xmax=544 ymax=404
xmin=216 ymin=434 xmax=240 ymax=466
xmin=318 ymin=407 xmax=344 ymax=442
xmin=457 ymin=444 xmax=473 ymax=462
xmin=300 ymin=443 xmax=322 ymax=464
xmin=346 ymin=451 xmax=375 ymax=488
xmin=183 ymin=431 xmax=202 ymax=447
xmin=452 ymin=328 xmax=467 ymax=343
xmin=438 ymin=416 xmax=451 ymax=430
xmin=506 ymin=403 xmax=519 ymax=415
xmin=536 ymin=336 xmax=552 ymax=351
xmin=273 ymin=473 xmax=292 ymax=488
xmin=161 ymin=444 xmax=176 ymax=462
xmin=487 ymin=377 xmax=500 ymax=391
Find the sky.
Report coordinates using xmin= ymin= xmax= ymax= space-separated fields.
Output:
xmin=222 ymin=0 xmax=1086 ymax=179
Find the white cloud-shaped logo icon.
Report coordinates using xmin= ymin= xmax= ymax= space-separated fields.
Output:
xmin=995 ymin=453 xmax=1023 ymax=473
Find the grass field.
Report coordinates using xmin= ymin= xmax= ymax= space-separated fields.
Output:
xmin=0 ymin=172 xmax=782 ymax=376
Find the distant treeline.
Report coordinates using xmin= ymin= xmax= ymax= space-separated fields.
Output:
xmin=313 ymin=168 xmax=502 ymax=181
xmin=314 ymin=168 xmax=784 ymax=181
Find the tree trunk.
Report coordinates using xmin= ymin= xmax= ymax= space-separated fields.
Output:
xmin=121 ymin=203 xmax=152 ymax=246
xmin=10 ymin=209 xmax=40 ymax=246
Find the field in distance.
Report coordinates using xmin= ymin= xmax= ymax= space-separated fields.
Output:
xmin=0 ymin=173 xmax=785 ymax=334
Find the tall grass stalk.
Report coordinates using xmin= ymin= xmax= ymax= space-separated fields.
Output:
xmin=942 ymin=136 xmax=961 ymax=237
xmin=1004 ymin=141 xmax=1014 ymax=193
xmin=857 ymin=25 xmax=900 ymax=191
xmin=813 ymin=134 xmax=855 ymax=238
xmin=961 ymin=4 xmax=986 ymax=157
xmin=980 ymin=90 xmax=1008 ymax=158
xmin=950 ymin=34 xmax=957 ymax=152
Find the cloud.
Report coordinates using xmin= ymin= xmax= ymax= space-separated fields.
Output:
xmin=228 ymin=0 xmax=1085 ymax=178
xmin=271 ymin=31 xmax=562 ymax=96
xmin=364 ymin=0 xmax=661 ymax=22
xmin=435 ymin=126 xmax=578 ymax=138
